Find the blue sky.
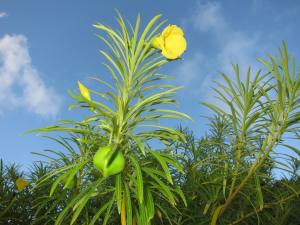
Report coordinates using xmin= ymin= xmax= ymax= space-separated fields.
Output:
xmin=0 ymin=0 xmax=300 ymax=168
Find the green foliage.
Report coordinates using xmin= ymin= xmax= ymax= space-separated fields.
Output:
xmin=174 ymin=42 xmax=300 ymax=225
xmin=1 ymin=12 xmax=299 ymax=225
xmin=24 ymin=12 xmax=190 ymax=225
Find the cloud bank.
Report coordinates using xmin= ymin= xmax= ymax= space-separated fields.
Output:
xmin=0 ymin=34 xmax=62 ymax=117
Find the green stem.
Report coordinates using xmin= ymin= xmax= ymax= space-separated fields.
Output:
xmin=228 ymin=142 xmax=242 ymax=197
xmin=223 ymin=135 xmax=278 ymax=210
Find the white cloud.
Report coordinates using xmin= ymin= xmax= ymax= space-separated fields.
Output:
xmin=192 ymin=1 xmax=226 ymax=33
xmin=0 ymin=12 xmax=8 ymax=18
xmin=194 ymin=1 xmax=264 ymax=72
xmin=217 ymin=33 xmax=261 ymax=74
xmin=176 ymin=1 xmax=268 ymax=100
xmin=0 ymin=34 xmax=62 ymax=117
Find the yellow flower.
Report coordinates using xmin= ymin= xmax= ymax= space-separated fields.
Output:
xmin=152 ymin=25 xmax=187 ymax=60
xmin=152 ymin=36 xmax=163 ymax=49
xmin=16 ymin=178 xmax=29 ymax=192
xmin=78 ymin=81 xmax=91 ymax=100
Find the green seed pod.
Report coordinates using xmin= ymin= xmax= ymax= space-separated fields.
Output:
xmin=93 ymin=145 xmax=125 ymax=177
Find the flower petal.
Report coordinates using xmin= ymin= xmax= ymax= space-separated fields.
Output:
xmin=152 ymin=36 xmax=163 ymax=49
xmin=162 ymin=25 xmax=184 ymax=38
xmin=162 ymin=35 xmax=187 ymax=59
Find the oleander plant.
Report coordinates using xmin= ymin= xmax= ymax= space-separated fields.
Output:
xmin=0 ymin=12 xmax=299 ymax=225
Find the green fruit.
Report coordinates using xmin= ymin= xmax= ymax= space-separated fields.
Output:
xmin=93 ymin=146 xmax=125 ymax=177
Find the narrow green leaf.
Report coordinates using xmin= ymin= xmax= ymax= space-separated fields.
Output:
xmin=115 ymin=174 xmax=122 ymax=214
xmin=149 ymin=150 xmax=173 ymax=184
xmin=130 ymin=155 xmax=144 ymax=204
xmin=124 ymin=182 xmax=132 ymax=225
